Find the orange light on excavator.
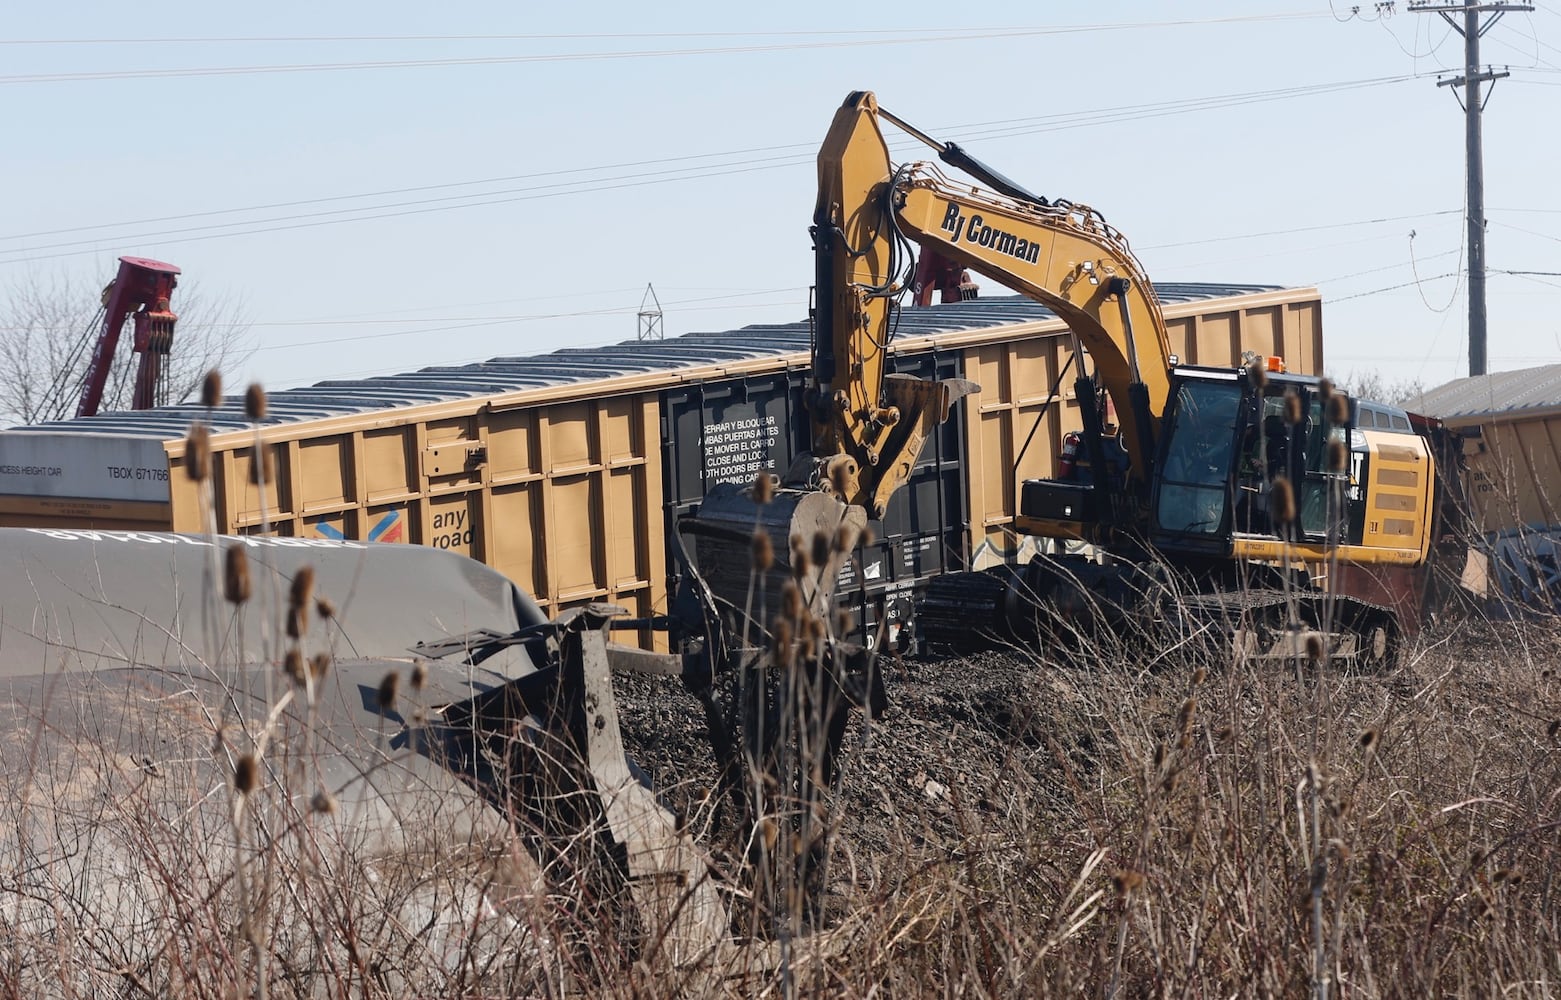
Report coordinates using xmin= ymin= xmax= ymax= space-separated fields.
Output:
xmin=1266 ymin=356 xmax=1286 ymax=373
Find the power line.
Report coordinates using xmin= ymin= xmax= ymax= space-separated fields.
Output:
xmin=1142 ymin=209 xmax=1461 ymax=250
xmin=0 ymin=14 xmax=1335 ymax=48
xmin=248 ymin=287 xmax=805 ymax=353
xmin=1310 ymin=248 xmax=1463 ymax=286
xmin=1326 ymin=272 xmax=1462 ymax=300
xmin=0 ymin=75 xmax=1422 ymax=263
xmin=1490 ymin=218 xmax=1561 ymax=242
xmin=0 ymin=143 xmax=816 ymax=243
xmin=0 ymin=17 xmax=1341 ymax=86
xmin=0 ymin=76 xmax=1418 ymax=247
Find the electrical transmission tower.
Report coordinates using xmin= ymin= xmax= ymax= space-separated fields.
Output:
xmin=1409 ymin=0 xmax=1532 ymax=377
xmin=636 ymin=283 xmax=664 ymax=341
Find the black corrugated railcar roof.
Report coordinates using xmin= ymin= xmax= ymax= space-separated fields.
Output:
xmin=5 ymin=283 xmax=1285 ymax=442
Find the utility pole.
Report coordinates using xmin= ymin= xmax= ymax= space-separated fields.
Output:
xmin=1409 ymin=1 xmax=1531 ymax=377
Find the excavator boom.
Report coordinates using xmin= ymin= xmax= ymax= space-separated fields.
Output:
xmin=894 ymin=172 xmax=1170 ymax=483
xmin=811 ymin=92 xmax=1171 ymax=507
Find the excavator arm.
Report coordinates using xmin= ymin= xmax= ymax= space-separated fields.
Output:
xmin=809 ymin=93 xmax=978 ymax=519
xmin=812 ymin=91 xmax=1172 ymax=495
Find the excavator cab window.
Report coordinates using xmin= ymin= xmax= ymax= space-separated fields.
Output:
xmin=1154 ymin=379 xmax=1242 ymax=536
xmin=1226 ymin=383 xmax=1350 ymax=541
xmin=1298 ymin=395 xmax=1350 ymax=538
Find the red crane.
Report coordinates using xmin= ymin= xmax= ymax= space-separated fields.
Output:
xmin=75 ymin=256 xmax=181 ymax=418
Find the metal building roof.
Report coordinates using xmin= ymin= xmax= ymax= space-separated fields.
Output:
xmin=4 ymin=282 xmax=1285 ymax=443
xmin=1410 ymin=364 xmax=1561 ymax=424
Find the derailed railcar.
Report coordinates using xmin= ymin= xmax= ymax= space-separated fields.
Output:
xmin=1413 ymin=364 xmax=1561 ymax=610
xmin=0 ymin=285 xmax=1324 ymax=649
xmin=0 ymin=527 xmax=763 ymax=992
xmin=0 ymin=529 xmax=555 ymax=993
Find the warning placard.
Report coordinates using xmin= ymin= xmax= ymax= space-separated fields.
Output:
xmin=702 ymin=414 xmax=781 ymax=487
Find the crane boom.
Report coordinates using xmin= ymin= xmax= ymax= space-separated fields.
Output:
xmin=76 ymin=256 xmax=180 ymax=418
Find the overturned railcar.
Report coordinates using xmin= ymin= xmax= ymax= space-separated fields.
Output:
xmin=0 ymin=285 xmax=1324 ymax=649
xmin=0 ymin=529 xmax=554 ymax=993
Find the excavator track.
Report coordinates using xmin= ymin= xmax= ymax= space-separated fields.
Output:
xmin=1169 ymin=588 xmax=1401 ymax=668
xmin=919 ymin=564 xmax=1402 ymax=669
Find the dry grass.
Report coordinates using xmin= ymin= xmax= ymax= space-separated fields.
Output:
xmin=6 ymin=568 xmax=1559 ymax=998
xmin=4 ymin=384 xmax=1558 ymax=997
xmin=771 ymin=611 xmax=1561 ymax=998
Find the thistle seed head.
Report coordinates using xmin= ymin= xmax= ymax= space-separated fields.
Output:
xmin=248 ymin=448 xmax=275 ymax=487
xmin=184 ymin=423 xmax=211 ymax=483
xmin=752 ymin=472 xmax=775 ymax=504
xmin=310 ymin=790 xmax=338 ymax=815
xmin=1328 ymin=392 xmax=1350 ymax=427
xmin=200 ymin=369 xmax=223 ymax=409
xmin=315 ymin=596 xmax=337 ymax=620
xmin=803 ymin=612 xmax=825 ymax=646
xmin=771 ymin=616 xmax=794 ymax=657
xmin=1306 ymin=633 xmax=1325 ymax=664
xmin=781 ymin=580 xmax=802 ymax=621
xmin=376 ymin=670 xmax=400 ymax=713
xmin=223 ymin=545 xmax=251 ymax=605
xmin=1247 ymin=359 xmax=1268 ymax=391
xmin=1112 ymin=869 xmax=1145 ymax=897
xmin=288 ymin=565 xmax=315 ymax=612
xmin=283 ymin=649 xmax=306 ymax=685
xmin=828 ymin=458 xmax=853 ymax=499
xmin=789 ymin=533 xmax=810 ymax=576
xmin=1328 ymin=438 xmax=1348 ymax=473
xmin=410 ymin=660 xmax=428 ymax=691
xmin=1360 ymin=727 xmax=1380 ymax=751
xmin=1284 ymin=389 xmax=1303 ymax=426
xmin=310 ymin=652 xmax=332 ymax=681
xmin=233 ymin=753 xmax=259 ymax=795
xmin=1177 ymin=697 xmax=1197 ymax=736
xmin=286 ymin=606 xmax=307 ymax=640
xmin=751 ymin=529 xmax=774 ymax=572
xmin=1271 ymin=476 xmax=1296 ymax=525
xmin=811 ymin=530 xmax=830 ymax=571
xmin=244 ymin=383 xmax=268 ymax=420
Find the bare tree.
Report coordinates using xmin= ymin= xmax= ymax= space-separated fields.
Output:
xmin=0 ymin=264 xmax=254 ymax=426
xmin=1338 ymin=368 xmax=1428 ymax=408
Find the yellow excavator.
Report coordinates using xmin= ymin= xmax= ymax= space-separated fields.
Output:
xmin=784 ymin=91 xmax=1439 ymax=664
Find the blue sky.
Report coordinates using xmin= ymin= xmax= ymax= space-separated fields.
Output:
xmin=2 ymin=2 xmax=1557 ymax=395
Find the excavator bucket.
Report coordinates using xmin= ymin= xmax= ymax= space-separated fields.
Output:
xmin=866 ymin=374 xmax=979 ymax=519
xmin=678 ymin=481 xmax=868 ymax=640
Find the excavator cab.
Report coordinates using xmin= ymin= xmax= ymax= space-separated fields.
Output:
xmin=1150 ymin=366 xmax=1352 ymax=560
